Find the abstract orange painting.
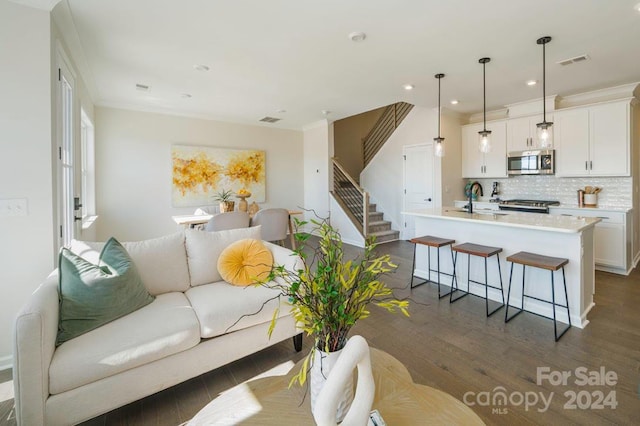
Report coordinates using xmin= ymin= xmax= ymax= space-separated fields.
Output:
xmin=172 ymin=145 xmax=266 ymax=207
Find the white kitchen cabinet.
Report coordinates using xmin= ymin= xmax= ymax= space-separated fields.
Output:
xmin=506 ymin=114 xmax=549 ymax=152
xmin=462 ymin=120 xmax=507 ymax=178
xmin=550 ymin=207 xmax=631 ymax=274
xmin=555 ymin=100 xmax=630 ymax=177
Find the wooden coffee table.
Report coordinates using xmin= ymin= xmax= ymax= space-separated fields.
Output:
xmin=188 ymin=348 xmax=485 ymax=425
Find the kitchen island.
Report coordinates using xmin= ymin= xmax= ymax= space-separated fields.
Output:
xmin=403 ymin=208 xmax=601 ymax=328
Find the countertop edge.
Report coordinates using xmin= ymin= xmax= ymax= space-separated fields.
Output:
xmin=403 ymin=209 xmax=601 ymax=233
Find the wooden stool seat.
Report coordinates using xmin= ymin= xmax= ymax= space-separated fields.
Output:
xmin=410 ymin=235 xmax=455 ymax=248
xmin=452 ymin=243 xmax=502 ymax=258
xmin=506 ymin=251 xmax=568 ymax=271
xmin=409 ymin=235 xmax=455 ymax=298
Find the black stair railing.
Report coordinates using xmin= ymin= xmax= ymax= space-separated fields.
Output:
xmin=331 ymin=158 xmax=369 ymax=237
xmin=362 ymin=102 xmax=413 ymax=167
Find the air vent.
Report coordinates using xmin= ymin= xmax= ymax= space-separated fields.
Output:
xmin=259 ymin=116 xmax=281 ymax=123
xmin=136 ymin=83 xmax=150 ymax=92
xmin=557 ymin=54 xmax=590 ymax=66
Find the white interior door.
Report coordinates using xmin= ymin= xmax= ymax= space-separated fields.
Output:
xmin=403 ymin=144 xmax=435 ymax=239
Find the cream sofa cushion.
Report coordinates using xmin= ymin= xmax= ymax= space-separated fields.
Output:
xmin=185 ymin=281 xmax=290 ymax=339
xmin=69 ymin=232 xmax=191 ymax=295
xmin=49 ymin=292 xmax=200 ymax=394
xmin=185 ymin=226 xmax=262 ymax=286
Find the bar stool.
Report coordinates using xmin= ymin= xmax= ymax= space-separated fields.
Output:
xmin=409 ymin=235 xmax=456 ymax=298
xmin=450 ymin=243 xmax=505 ymax=317
xmin=505 ymin=251 xmax=571 ymax=342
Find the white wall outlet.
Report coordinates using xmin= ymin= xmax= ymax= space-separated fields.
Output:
xmin=0 ymin=198 xmax=28 ymax=217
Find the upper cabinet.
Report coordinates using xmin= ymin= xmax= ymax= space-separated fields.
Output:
xmin=555 ymin=100 xmax=630 ymax=177
xmin=462 ymin=120 xmax=507 ymax=178
xmin=506 ymin=114 xmax=550 ymax=152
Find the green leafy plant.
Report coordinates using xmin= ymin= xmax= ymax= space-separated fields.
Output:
xmin=260 ymin=218 xmax=409 ymax=386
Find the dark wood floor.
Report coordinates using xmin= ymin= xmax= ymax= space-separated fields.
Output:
xmin=1 ymin=239 xmax=639 ymax=425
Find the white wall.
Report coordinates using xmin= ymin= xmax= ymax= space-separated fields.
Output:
xmin=95 ymin=107 xmax=304 ymax=241
xmin=0 ymin=2 xmax=53 ymax=366
xmin=303 ymin=120 xmax=331 ymax=226
xmin=360 ymin=106 xmax=463 ymax=235
xmin=329 ymin=196 xmax=365 ymax=247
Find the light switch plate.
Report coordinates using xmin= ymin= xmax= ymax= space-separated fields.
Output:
xmin=0 ymin=198 xmax=28 ymax=217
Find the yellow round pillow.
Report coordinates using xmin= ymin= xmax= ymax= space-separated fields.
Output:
xmin=217 ymin=239 xmax=274 ymax=286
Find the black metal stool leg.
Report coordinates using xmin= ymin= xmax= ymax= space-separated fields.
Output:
xmin=409 ymin=242 xmax=428 ymax=289
xmin=450 ymin=251 xmax=469 ymax=303
xmin=505 ymin=262 xmax=524 ymax=323
xmin=485 ymin=254 xmax=505 ymax=317
xmin=553 ymin=268 xmax=571 ymax=341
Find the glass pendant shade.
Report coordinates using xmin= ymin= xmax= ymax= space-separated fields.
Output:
xmin=434 ymin=137 xmax=445 ymax=157
xmin=537 ymin=122 xmax=553 ymax=148
xmin=478 ymin=130 xmax=492 ymax=153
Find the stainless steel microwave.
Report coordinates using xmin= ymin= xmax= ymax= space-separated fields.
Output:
xmin=507 ymin=149 xmax=555 ymax=175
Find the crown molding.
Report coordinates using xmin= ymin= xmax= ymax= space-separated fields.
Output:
xmin=9 ymin=0 xmax=61 ymax=11
xmin=467 ymin=108 xmax=509 ymax=124
xmin=557 ymin=82 xmax=640 ymax=109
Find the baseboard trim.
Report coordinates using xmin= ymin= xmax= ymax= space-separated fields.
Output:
xmin=0 ymin=354 xmax=12 ymax=371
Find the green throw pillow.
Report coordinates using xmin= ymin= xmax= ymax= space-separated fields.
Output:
xmin=56 ymin=237 xmax=155 ymax=345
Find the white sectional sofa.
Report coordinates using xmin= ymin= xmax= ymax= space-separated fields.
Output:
xmin=13 ymin=227 xmax=302 ymax=425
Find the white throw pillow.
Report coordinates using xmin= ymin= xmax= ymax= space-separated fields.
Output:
xmin=122 ymin=232 xmax=191 ymax=295
xmin=68 ymin=232 xmax=191 ymax=295
xmin=185 ymin=226 xmax=262 ymax=286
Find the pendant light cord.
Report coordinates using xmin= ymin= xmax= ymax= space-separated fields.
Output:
xmin=483 ymin=60 xmax=487 ymax=131
xmin=542 ymin=40 xmax=546 ymax=121
xmin=438 ymin=76 xmax=441 ymax=137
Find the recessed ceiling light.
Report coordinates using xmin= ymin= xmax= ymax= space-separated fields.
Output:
xmin=526 ymin=80 xmax=538 ymax=86
xmin=321 ymin=110 xmax=331 ymax=116
xmin=450 ymin=99 xmax=459 ymax=105
xmin=402 ymin=84 xmax=414 ymax=91
xmin=193 ymin=64 xmax=210 ymax=72
xmin=348 ymin=32 xmax=366 ymax=42
xmin=181 ymin=93 xmax=192 ymax=98
xmin=635 ymin=2 xmax=640 ymax=12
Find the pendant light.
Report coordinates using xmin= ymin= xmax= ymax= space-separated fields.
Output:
xmin=434 ymin=73 xmax=445 ymax=157
xmin=536 ymin=36 xmax=553 ymax=148
xmin=478 ymin=57 xmax=491 ymax=153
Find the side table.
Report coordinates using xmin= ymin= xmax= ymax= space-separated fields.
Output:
xmin=188 ymin=348 xmax=484 ymax=425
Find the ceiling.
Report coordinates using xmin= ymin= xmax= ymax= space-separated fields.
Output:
xmin=53 ymin=0 xmax=640 ymax=130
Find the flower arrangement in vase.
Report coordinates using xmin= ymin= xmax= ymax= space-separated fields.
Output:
xmin=260 ymin=218 xmax=409 ymax=420
xmin=236 ymin=188 xmax=252 ymax=212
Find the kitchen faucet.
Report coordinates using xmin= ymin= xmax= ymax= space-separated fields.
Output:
xmin=468 ymin=181 xmax=483 ymax=213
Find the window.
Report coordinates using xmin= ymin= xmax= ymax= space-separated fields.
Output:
xmin=57 ymin=53 xmax=75 ymax=247
xmin=80 ymin=109 xmax=95 ymax=219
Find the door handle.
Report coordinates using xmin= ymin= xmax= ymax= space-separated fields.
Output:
xmin=424 ymin=198 xmax=432 ymax=202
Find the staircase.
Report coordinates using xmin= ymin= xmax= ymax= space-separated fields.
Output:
xmin=366 ymin=203 xmax=400 ymax=243
xmin=332 ymin=161 xmax=399 ymax=243
xmin=330 ymin=101 xmax=411 ymax=243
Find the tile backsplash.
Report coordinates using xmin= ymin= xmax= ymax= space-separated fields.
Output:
xmin=471 ymin=176 xmax=632 ymax=208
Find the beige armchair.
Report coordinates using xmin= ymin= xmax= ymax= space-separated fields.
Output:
xmin=204 ymin=211 xmax=250 ymax=232
xmin=250 ymin=208 xmax=289 ymax=246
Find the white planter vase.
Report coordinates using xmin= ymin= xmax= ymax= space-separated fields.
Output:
xmin=310 ymin=347 xmax=354 ymax=423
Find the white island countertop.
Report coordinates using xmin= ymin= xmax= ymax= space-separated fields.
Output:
xmin=403 ymin=207 xmax=601 ymax=233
